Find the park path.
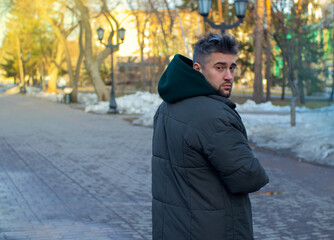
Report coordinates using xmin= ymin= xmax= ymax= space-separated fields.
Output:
xmin=0 ymin=93 xmax=333 ymax=240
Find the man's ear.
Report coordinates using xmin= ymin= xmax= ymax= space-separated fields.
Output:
xmin=193 ymin=62 xmax=202 ymax=72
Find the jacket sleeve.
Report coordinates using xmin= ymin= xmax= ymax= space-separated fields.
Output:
xmin=204 ymin=121 xmax=269 ymax=194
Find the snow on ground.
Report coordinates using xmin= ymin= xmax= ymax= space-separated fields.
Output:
xmin=7 ymin=86 xmax=334 ymax=167
xmin=26 ymin=86 xmax=64 ymax=102
xmin=81 ymin=92 xmax=334 ymax=167
xmin=83 ymin=92 xmax=162 ymax=117
xmin=241 ymin=105 xmax=334 ymax=166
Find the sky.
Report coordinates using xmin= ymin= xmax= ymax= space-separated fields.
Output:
xmin=22 ymin=87 xmax=334 ymax=168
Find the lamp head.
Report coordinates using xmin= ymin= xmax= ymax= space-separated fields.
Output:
xmin=97 ymin=27 xmax=105 ymax=42
xmin=198 ymin=0 xmax=212 ymax=17
xmin=234 ymin=0 xmax=248 ymax=19
xmin=118 ymin=27 xmax=126 ymax=42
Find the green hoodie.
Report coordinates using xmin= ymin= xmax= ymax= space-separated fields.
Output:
xmin=158 ymin=54 xmax=217 ymax=103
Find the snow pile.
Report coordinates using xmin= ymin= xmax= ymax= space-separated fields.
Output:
xmin=26 ymin=87 xmax=64 ymax=102
xmin=26 ymin=87 xmax=98 ymax=105
xmin=84 ymin=101 xmax=109 ymax=114
xmin=242 ymin=105 xmax=334 ymax=166
xmin=235 ymin=99 xmax=312 ymax=113
xmin=4 ymin=86 xmax=20 ymax=94
xmin=237 ymin=100 xmax=290 ymax=112
xmin=117 ymin=92 xmax=162 ymax=126
xmin=78 ymin=93 xmax=107 ymax=114
xmin=84 ymin=92 xmax=162 ymax=120
xmin=1 ymin=84 xmax=19 ymax=94
xmin=117 ymin=92 xmax=162 ymax=114
xmin=78 ymin=93 xmax=98 ymax=105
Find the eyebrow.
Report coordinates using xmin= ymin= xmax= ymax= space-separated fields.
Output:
xmin=214 ymin=62 xmax=237 ymax=67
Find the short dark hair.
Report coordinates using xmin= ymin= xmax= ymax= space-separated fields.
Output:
xmin=193 ymin=33 xmax=239 ymax=67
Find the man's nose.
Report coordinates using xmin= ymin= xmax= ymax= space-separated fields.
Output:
xmin=224 ymin=69 xmax=233 ymax=80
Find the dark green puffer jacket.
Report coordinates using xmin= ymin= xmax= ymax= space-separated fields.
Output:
xmin=152 ymin=54 xmax=269 ymax=240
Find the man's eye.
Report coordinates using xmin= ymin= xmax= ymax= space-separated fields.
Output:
xmin=230 ymin=66 xmax=236 ymax=72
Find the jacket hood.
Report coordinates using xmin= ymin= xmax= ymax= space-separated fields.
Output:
xmin=158 ymin=54 xmax=217 ymax=103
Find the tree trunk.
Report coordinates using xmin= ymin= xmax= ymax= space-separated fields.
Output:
xmin=41 ymin=61 xmax=47 ymax=91
xmin=48 ymin=64 xmax=59 ymax=93
xmin=281 ymin=60 xmax=287 ymax=100
xmin=74 ymin=21 xmax=85 ymax=102
xmin=62 ymin=36 xmax=76 ymax=101
xmin=288 ymin=52 xmax=298 ymax=97
xmin=75 ymin=0 xmax=109 ymax=101
xmin=87 ymin=61 xmax=109 ymax=100
xmin=253 ymin=0 xmax=265 ymax=103
xmin=290 ymin=96 xmax=297 ymax=126
xmin=128 ymin=0 xmax=150 ymax=91
xmin=41 ymin=7 xmax=77 ymax=101
xmin=148 ymin=0 xmax=171 ymax=57
xmin=16 ymin=37 xmax=24 ymax=88
xmin=175 ymin=3 xmax=191 ymax=58
xmin=135 ymin=4 xmax=149 ymax=91
xmin=287 ymin=46 xmax=298 ymax=127
xmin=47 ymin=42 xmax=63 ymax=93
xmin=140 ymin=48 xmax=147 ymax=91
xmin=265 ymin=0 xmax=271 ymax=101
xmin=296 ymin=0 xmax=305 ymax=104
xmin=217 ymin=0 xmax=223 ymax=23
xmin=330 ymin=56 xmax=334 ymax=101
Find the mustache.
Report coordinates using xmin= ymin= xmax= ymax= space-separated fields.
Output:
xmin=219 ymin=81 xmax=233 ymax=87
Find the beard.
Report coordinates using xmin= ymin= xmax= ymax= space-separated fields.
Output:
xmin=217 ymin=82 xmax=233 ymax=98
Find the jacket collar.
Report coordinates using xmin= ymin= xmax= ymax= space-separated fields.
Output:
xmin=207 ymin=95 xmax=236 ymax=110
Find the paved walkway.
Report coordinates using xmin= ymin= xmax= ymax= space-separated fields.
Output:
xmin=0 ymin=93 xmax=333 ymax=240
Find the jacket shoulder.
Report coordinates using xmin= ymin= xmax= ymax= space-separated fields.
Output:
xmin=183 ymin=96 xmax=242 ymax=131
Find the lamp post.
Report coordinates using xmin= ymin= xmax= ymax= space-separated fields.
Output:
xmin=20 ymin=52 xmax=31 ymax=94
xmin=97 ymin=26 xmax=126 ymax=113
xmin=198 ymin=0 xmax=248 ymax=34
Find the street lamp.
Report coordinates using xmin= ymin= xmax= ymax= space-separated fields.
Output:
xmin=20 ymin=52 xmax=31 ymax=94
xmin=97 ymin=26 xmax=126 ymax=113
xmin=198 ymin=0 xmax=248 ymax=34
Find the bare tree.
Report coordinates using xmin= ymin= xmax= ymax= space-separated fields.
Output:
xmin=74 ymin=0 xmax=122 ymax=101
xmin=296 ymin=0 xmax=305 ymax=104
xmin=174 ymin=0 xmax=191 ymax=58
xmin=253 ymin=0 xmax=265 ymax=103
xmin=148 ymin=0 xmax=176 ymax=57
xmin=330 ymin=60 xmax=334 ymax=102
xmin=75 ymin=20 xmax=85 ymax=95
xmin=271 ymin=2 xmax=299 ymax=100
xmin=127 ymin=0 xmax=151 ymax=90
xmin=265 ymin=0 xmax=271 ymax=101
xmin=38 ymin=1 xmax=78 ymax=100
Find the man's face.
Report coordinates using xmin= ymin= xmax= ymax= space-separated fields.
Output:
xmin=193 ymin=52 xmax=237 ymax=98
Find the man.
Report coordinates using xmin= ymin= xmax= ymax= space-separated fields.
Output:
xmin=152 ymin=33 xmax=269 ymax=240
